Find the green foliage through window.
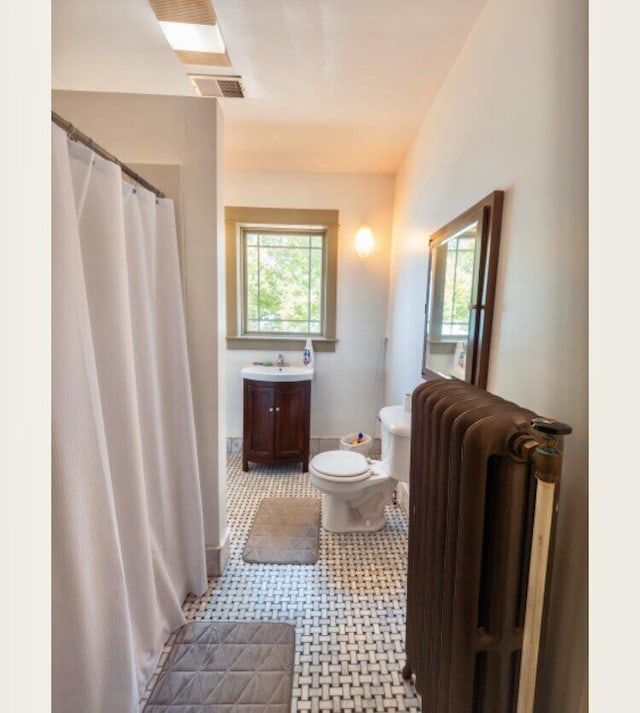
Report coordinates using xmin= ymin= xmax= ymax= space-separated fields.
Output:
xmin=242 ymin=229 xmax=325 ymax=335
xmin=441 ymin=235 xmax=475 ymax=337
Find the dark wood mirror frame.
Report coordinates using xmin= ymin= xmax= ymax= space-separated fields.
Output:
xmin=422 ymin=190 xmax=504 ymax=388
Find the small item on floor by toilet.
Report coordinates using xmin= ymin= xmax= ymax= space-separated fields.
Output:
xmin=338 ymin=432 xmax=372 ymax=457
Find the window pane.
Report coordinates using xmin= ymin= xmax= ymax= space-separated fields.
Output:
xmin=260 ymin=245 xmax=308 ymax=320
xmin=311 ymin=235 xmax=323 ymax=249
xmin=245 ymin=246 xmax=259 ymax=320
xmin=257 ymin=319 xmax=314 ymax=333
xmin=243 ymin=229 xmax=325 ymax=335
xmin=452 ymin=250 xmax=474 ymax=322
xmin=442 ymin=240 xmax=474 ymax=336
xmin=258 ymin=319 xmax=284 ymax=332
xmin=456 ymin=237 xmax=475 ymax=251
xmin=258 ymin=233 xmax=310 ymax=248
xmin=309 ymin=249 xmax=323 ymax=321
xmin=443 ymin=249 xmax=456 ymax=323
xmin=255 ymin=246 xmax=284 ymax=320
xmin=245 ymin=232 xmax=258 ymax=246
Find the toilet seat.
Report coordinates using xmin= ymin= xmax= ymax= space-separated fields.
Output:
xmin=310 ymin=450 xmax=372 ymax=483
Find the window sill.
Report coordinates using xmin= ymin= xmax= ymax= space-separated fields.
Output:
xmin=427 ymin=337 xmax=468 ymax=344
xmin=226 ymin=336 xmax=338 ymax=352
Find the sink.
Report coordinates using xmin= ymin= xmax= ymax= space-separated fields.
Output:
xmin=241 ymin=364 xmax=314 ymax=382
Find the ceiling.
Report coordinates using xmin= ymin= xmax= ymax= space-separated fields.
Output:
xmin=52 ymin=0 xmax=487 ymax=174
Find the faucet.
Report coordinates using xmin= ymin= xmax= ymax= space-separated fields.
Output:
xmin=276 ymin=353 xmax=288 ymax=368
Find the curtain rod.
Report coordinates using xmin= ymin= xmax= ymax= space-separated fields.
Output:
xmin=52 ymin=111 xmax=166 ymax=199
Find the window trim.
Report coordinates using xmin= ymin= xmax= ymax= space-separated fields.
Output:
xmin=240 ymin=226 xmax=326 ymax=337
xmin=225 ymin=206 xmax=339 ymax=352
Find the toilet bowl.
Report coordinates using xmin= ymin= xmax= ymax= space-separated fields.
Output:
xmin=309 ymin=405 xmax=411 ymax=533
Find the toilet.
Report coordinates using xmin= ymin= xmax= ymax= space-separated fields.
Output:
xmin=309 ymin=405 xmax=411 ymax=532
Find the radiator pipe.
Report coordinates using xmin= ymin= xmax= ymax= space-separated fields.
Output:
xmin=516 ymin=417 xmax=571 ymax=713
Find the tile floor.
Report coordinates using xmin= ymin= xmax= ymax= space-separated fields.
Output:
xmin=142 ymin=454 xmax=421 ymax=712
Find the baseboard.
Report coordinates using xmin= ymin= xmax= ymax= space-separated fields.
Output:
xmin=227 ymin=436 xmax=382 ymax=456
xmin=396 ymin=482 xmax=410 ymax=516
xmin=205 ymin=528 xmax=230 ymax=577
xmin=226 ymin=437 xmax=243 ymax=454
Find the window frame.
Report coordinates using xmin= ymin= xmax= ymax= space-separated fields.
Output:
xmin=422 ymin=190 xmax=504 ymax=387
xmin=240 ymin=226 xmax=326 ymax=337
xmin=225 ymin=206 xmax=339 ymax=352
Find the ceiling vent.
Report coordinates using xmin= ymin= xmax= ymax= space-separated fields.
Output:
xmin=148 ymin=0 xmax=216 ymax=25
xmin=189 ymin=74 xmax=245 ymax=98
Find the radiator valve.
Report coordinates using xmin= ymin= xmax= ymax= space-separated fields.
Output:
xmin=530 ymin=417 xmax=572 ymax=484
xmin=509 ymin=418 xmax=572 ymax=482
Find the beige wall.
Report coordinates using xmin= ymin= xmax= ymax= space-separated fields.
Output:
xmin=224 ymin=170 xmax=395 ymax=440
xmin=52 ymin=91 xmax=229 ymax=568
xmin=385 ymin=0 xmax=588 ymax=710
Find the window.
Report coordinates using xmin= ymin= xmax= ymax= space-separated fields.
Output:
xmin=242 ymin=228 xmax=324 ymax=335
xmin=426 ymin=221 xmax=480 ymax=343
xmin=225 ymin=207 xmax=339 ymax=351
xmin=439 ymin=225 xmax=478 ymax=338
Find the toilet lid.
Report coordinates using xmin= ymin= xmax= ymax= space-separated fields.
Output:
xmin=311 ymin=450 xmax=370 ymax=478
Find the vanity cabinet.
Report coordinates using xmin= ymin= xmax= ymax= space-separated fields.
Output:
xmin=242 ymin=379 xmax=311 ymax=472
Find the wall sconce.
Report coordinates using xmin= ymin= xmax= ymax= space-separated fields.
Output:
xmin=355 ymin=224 xmax=375 ymax=260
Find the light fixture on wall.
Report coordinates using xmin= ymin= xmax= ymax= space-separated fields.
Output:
xmin=355 ymin=224 xmax=375 ymax=260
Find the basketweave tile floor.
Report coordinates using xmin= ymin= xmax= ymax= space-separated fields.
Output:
xmin=141 ymin=454 xmax=421 ymax=712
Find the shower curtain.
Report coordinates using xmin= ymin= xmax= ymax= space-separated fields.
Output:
xmin=52 ymin=124 xmax=208 ymax=712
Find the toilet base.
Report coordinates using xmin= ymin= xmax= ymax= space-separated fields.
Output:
xmin=320 ymin=480 xmax=396 ymax=533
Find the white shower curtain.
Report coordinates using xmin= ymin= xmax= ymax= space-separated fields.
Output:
xmin=52 ymin=124 xmax=208 ymax=713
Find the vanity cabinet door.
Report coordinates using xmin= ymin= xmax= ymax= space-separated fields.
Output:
xmin=274 ymin=381 xmax=311 ymax=468
xmin=243 ymin=381 xmax=275 ymax=466
xmin=242 ymin=379 xmax=311 ymax=472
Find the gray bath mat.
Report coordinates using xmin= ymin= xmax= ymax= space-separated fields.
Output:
xmin=243 ymin=497 xmax=320 ymax=564
xmin=144 ymin=621 xmax=295 ymax=712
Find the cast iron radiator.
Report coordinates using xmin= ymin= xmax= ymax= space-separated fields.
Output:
xmin=402 ymin=379 xmax=571 ymax=713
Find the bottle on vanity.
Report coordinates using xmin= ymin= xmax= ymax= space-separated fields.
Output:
xmin=303 ymin=338 xmax=314 ymax=368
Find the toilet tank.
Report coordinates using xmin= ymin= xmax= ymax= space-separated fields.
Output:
xmin=379 ymin=405 xmax=412 ymax=483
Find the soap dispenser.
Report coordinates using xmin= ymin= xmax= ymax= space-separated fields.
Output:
xmin=303 ymin=338 xmax=314 ymax=368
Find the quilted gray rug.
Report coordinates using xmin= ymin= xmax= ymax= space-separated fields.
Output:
xmin=143 ymin=621 xmax=295 ymax=712
xmin=242 ymin=497 xmax=320 ymax=564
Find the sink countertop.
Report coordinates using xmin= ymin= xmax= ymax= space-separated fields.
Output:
xmin=241 ymin=364 xmax=314 ymax=382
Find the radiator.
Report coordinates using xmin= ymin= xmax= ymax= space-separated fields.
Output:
xmin=402 ymin=379 xmax=570 ymax=713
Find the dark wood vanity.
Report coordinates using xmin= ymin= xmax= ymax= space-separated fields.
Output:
xmin=242 ymin=379 xmax=311 ymax=472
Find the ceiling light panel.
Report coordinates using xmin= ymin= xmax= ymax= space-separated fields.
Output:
xmin=159 ymin=20 xmax=225 ymax=53
xmin=148 ymin=0 xmax=239 ymax=84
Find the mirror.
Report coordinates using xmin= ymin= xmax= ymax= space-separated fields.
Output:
xmin=422 ymin=191 xmax=504 ymax=388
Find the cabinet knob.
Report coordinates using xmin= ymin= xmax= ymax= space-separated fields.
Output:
xmin=276 ymin=407 xmax=280 ymax=412
xmin=269 ymin=407 xmax=274 ymax=412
